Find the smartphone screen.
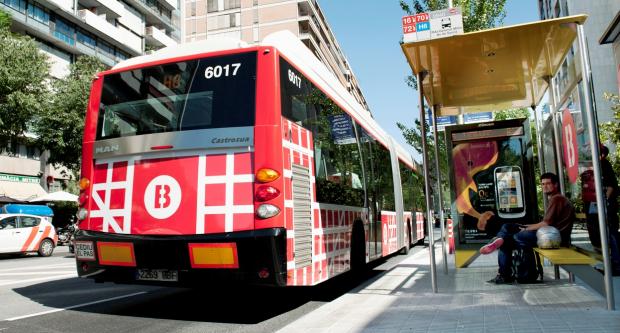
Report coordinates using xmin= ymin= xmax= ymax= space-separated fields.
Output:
xmin=494 ymin=166 xmax=525 ymax=218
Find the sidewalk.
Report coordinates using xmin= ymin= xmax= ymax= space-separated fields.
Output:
xmin=278 ymin=231 xmax=620 ymax=333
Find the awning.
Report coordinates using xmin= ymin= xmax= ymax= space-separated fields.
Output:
xmin=0 ymin=181 xmax=48 ymax=202
xmin=30 ymin=191 xmax=78 ymax=203
xmin=401 ymin=15 xmax=588 ymax=115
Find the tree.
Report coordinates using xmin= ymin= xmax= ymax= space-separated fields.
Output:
xmin=400 ymin=0 xmax=506 ymax=33
xmin=34 ymin=56 xmax=107 ymax=177
xmin=398 ymin=0 xmax=508 ymax=212
xmin=601 ymin=93 xmax=620 ymax=176
xmin=0 ymin=9 xmax=50 ymax=151
xmin=0 ymin=9 xmax=10 ymax=32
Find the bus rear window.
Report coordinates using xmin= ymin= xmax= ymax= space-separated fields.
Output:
xmin=96 ymin=52 xmax=257 ymax=140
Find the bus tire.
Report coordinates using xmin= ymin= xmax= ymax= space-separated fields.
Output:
xmin=350 ymin=222 xmax=366 ymax=274
xmin=38 ymin=239 xmax=55 ymax=257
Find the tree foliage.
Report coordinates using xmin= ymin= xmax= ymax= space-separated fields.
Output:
xmin=397 ymin=117 xmax=448 ymax=193
xmin=0 ymin=9 xmax=50 ymax=151
xmin=400 ymin=0 xmax=506 ymax=33
xmin=398 ymin=0 xmax=508 ymax=145
xmin=0 ymin=8 xmax=10 ymax=32
xmin=600 ymin=93 xmax=620 ymax=176
xmin=34 ymin=56 xmax=107 ymax=177
xmin=398 ymin=1 xmax=507 ymax=212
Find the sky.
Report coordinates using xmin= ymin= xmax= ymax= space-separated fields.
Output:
xmin=319 ymin=0 xmax=540 ymax=160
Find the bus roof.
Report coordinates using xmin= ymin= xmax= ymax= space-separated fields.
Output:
xmin=401 ymin=14 xmax=587 ymax=115
xmin=262 ymin=31 xmax=415 ymax=168
xmin=108 ymin=31 xmax=415 ymax=169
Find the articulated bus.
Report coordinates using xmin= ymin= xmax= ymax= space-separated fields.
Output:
xmin=74 ymin=31 xmax=424 ymax=287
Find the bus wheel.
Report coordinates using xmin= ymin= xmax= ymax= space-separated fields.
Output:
xmin=350 ymin=223 xmax=366 ymax=274
xmin=38 ymin=239 xmax=55 ymax=257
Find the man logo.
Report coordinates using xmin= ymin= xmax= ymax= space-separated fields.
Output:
xmin=144 ymin=175 xmax=181 ymax=219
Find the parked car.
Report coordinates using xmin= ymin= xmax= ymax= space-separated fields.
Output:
xmin=0 ymin=204 xmax=57 ymax=257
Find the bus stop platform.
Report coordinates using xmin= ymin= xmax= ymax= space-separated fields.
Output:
xmin=278 ymin=231 xmax=620 ymax=333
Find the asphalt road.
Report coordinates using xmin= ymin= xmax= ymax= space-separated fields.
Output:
xmin=0 ymin=244 xmax=419 ymax=333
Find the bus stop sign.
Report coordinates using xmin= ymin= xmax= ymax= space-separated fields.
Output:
xmin=562 ymin=108 xmax=579 ymax=183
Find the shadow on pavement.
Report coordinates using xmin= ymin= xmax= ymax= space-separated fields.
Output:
xmin=12 ymin=262 xmax=385 ymax=324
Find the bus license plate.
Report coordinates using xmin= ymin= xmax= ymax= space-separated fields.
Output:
xmin=75 ymin=241 xmax=95 ymax=260
xmin=136 ymin=269 xmax=178 ymax=282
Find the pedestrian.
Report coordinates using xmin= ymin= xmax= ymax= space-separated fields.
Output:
xmin=585 ymin=145 xmax=620 ymax=275
xmin=479 ymin=172 xmax=575 ymax=284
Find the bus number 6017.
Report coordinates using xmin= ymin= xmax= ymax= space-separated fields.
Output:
xmin=205 ymin=63 xmax=241 ymax=79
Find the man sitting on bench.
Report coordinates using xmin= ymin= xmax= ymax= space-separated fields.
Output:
xmin=478 ymin=172 xmax=575 ymax=284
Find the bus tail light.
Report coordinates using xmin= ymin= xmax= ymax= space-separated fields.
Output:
xmin=77 ymin=207 xmax=89 ymax=220
xmin=256 ymin=168 xmax=280 ymax=183
xmin=78 ymin=193 xmax=89 ymax=205
xmin=256 ymin=204 xmax=280 ymax=219
xmin=258 ymin=268 xmax=270 ymax=279
xmin=78 ymin=177 xmax=90 ymax=220
xmin=255 ymin=186 xmax=280 ymax=202
xmin=79 ymin=177 xmax=90 ymax=191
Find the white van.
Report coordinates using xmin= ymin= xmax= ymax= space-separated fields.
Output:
xmin=0 ymin=213 xmax=58 ymax=256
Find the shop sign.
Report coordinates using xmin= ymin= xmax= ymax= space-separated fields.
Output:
xmin=0 ymin=173 xmax=40 ymax=184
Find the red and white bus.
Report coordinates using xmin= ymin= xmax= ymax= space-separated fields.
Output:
xmin=74 ymin=31 xmax=424 ymax=286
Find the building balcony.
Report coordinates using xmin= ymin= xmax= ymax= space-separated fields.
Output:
xmin=124 ymin=0 xmax=177 ymax=32
xmin=44 ymin=0 xmax=74 ymax=13
xmin=145 ymin=26 xmax=177 ymax=48
xmin=79 ymin=0 xmax=125 ymax=19
xmin=161 ymin=0 xmax=176 ymax=10
xmin=78 ymin=9 xmax=142 ymax=54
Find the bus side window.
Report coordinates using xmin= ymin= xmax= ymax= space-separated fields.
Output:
xmin=312 ymin=102 xmax=364 ymax=207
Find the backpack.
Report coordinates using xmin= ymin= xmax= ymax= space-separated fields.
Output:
xmin=512 ymin=248 xmax=543 ymax=283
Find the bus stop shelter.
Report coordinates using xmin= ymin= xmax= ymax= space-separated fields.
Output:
xmin=401 ymin=14 xmax=616 ymax=310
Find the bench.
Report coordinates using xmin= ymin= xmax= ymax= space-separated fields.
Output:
xmin=534 ymin=247 xmax=600 ymax=282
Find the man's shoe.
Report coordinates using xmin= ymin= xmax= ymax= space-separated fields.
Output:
xmin=486 ymin=274 xmax=514 ymax=284
xmin=480 ymin=237 xmax=504 ymax=255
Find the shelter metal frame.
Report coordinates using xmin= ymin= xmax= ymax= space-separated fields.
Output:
xmin=401 ymin=15 xmax=615 ymax=310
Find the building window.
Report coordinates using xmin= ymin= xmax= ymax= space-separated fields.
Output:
xmin=98 ymin=40 xmax=114 ymax=57
xmin=26 ymin=145 xmax=39 ymax=160
xmin=190 ymin=1 xmax=196 ymax=16
xmin=224 ymin=0 xmax=240 ymax=10
xmin=52 ymin=16 xmax=75 ymax=46
xmin=77 ymin=30 xmax=96 ymax=49
xmin=207 ymin=0 xmax=217 ymax=12
xmin=27 ymin=3 xmax=49 ymax=24
xmin=3 ymin=0 xmax=26 ymax=13
xmin=7 ymin=141 xmax=22 ymax=157
xmin=116 ymin=49 xmax=129 ymax=60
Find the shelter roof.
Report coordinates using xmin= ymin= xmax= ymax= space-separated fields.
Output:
xmin=401 ymin=15 xmax=587 ymax=115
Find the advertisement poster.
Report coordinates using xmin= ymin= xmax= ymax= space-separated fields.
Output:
xmin=447 ymin=119 xmax=537 ymax=245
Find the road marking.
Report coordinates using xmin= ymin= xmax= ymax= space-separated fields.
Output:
xmin=0 ymin=263 xmax=75 ymax=272
xmin=5 ymin=292 xmax=148 ymax=321
xmin=0 ymin=274 xmax=77 ymax=287
xmin=0 ymin=271 xmax=76 ymax=276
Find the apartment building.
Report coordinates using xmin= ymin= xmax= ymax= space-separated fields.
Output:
xmin=538 ymin=0 xmax=620 ymax=124
xmin=183 ymin=0 xmax=369 ymax=109
xmin=0 ymin=0 xmax=181 ymax=201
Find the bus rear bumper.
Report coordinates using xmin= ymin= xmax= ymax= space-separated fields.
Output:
xmin=74 ymin=228 xmax=287 ymax=287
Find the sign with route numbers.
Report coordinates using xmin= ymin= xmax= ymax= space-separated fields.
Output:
xmin=403 ymin=7 xmax=463 ymax=43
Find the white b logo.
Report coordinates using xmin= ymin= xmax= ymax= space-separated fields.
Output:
xmin=144 ymin=175 xmax=181 ymax=219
